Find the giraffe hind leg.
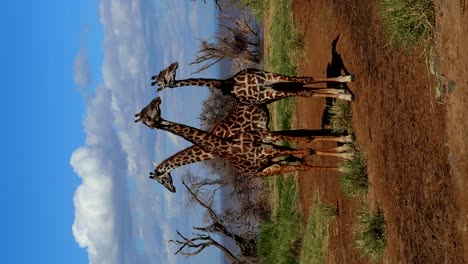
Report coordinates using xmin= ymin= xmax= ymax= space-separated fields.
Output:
xmin=309 ymin=134 xmax=355 ymax=144
xmin=272 ymin=156 xmax=305 ymax=164
xmin=259 ymin=131 xmax=312 ymax=145
xmin=312 ymin=74 xmax=355 ymax=83
xmin=256 ymin=163 xmax=339 ymax=178
xmin=318 ymin=144 xmax=353 ymax=153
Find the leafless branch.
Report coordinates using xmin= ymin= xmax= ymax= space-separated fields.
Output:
xmin=170 ymin=229 xmax=242 ymax=262
xmin=190 ymin=14 xmax=260 ymax=73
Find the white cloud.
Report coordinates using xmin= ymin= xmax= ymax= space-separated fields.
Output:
xmin=167 ymin=133 xmax=183 ymax=148
xmin=189 ymin=7 xmax=200 ymax=37
xmin=70 ymin=87 xmax=135 ymax=264
xmin=71 ymin=0 xmax=219 ymax=263
xmin=162 ymin=223 xmax=179 ymax=264
xmin=73 ymin=47 xmax=93 ymax=89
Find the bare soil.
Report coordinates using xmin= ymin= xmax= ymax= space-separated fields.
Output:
xmin=290 ymin=1 xmax=467 ymax=263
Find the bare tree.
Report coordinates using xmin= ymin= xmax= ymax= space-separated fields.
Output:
xmin=198 ymin=89 xmax=236 ymax=131
xmin=190 ymin=14 xmax=260 ymax=74
xmin=182 ymin=170 xmax=226 ymax=210
xmin=170 ymin=230 xmax=257 ymax=264
xmin=176 ymin=181 xmax=258 ymax=261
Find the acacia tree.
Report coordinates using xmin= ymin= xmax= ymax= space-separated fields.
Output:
xmin=190 ymin=14 xmax=260 ymax=74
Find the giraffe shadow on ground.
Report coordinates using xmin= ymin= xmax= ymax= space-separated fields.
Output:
xmin=321 ymin=34 xmax=353 ymax=131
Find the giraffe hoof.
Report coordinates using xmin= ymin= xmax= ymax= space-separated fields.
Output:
xmin=342 ymin=152 xmax=355 ymax=160
xmin=339 ymin=74 xmax=355 ymax=83
xmin=338 ymin=93 xmax=354 ymax=101
xmin=345 ymin=133 xmax=356 ymax=143
xmin=349 ymin=74 xmax=355 ymax=82
xmin=151 ymin=76 xmax=156 ymax=80
xmin=151 ymin=81 xmax=156 ymax=86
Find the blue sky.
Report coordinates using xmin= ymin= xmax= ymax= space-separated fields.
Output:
xmin=0 ymin=1 xmax=222 ymax=263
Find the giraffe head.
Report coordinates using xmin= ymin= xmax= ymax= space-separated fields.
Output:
xmin=149 ymin=161 xmax=176 ymax=193
xmin=150 ymin=62 xmax=178 ymax=91
xmin=134 ymin=97 xmax=162 ymax=128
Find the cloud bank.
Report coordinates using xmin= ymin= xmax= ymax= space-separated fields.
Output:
xmin=70 ymin=0 xmax=218 ymax=263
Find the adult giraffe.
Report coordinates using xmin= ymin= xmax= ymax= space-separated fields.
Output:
xmin=135 ymin=97 xmax=354 ymax=181
xmin=151 ymin=62 xmax=354 ymax=105
xmin=148 ymin=102 xmax=270 ymax=193
xmin=147 ymin=102 xmax=339 ymax=193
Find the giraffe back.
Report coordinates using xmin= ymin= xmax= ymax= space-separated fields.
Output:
xmin=210 ymin=103 xmax=269 ymax=138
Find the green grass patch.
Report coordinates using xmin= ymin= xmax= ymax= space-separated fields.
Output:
xmin=238 ymin=0 xmax=267 ymax=20
xmin=355 ymin=208 xmax=387 ymax=260
xmin=257 ymin=1 xmax=313 ymax=262
xmin=328 ymin=100 xmax=352 ymax=134
xmin=339 ymin=150 xmax=369 ymax=197
xmin=274 ymin=98 xmax=295 ymax=131
xmin=264 ymin=0 xmax=303 ymax=75
xmin=380 ymin=0 xmax=435 ymax=48
xmin=298 ymin=198 xmax=337 ymax=264
xmin=262 ymin=0 xmax=301 ymax=137
xmin=258 ymin=176 xmax=302 ymax=264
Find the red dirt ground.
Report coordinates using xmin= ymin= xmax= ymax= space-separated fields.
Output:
xmin=290 ymin=1 xmax=467 ymax=263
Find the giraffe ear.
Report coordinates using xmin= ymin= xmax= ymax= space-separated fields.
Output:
xmin=152 ymin=161 xmax=159 ymax=167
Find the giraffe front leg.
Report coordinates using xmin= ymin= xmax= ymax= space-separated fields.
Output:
xmin=302 ymin=90 xmax=354 ymax=101
xmin=265 ymin=72 xmax=354 ymax=84
xmin=274 ymin=89 xmax=353 ymax=101
xmin=256 ymin=163 xmax=340 ymax=178
xmin=312 ymin=145 xmax=355 ymax=160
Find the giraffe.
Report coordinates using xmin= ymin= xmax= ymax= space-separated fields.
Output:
xmin=135 ymin=97 xmax=355 ymax=180
xmin=148 ymin=102 xmax=335 ymax=192
xmin=150 ymin=62 xmax=354 ymax=105
xmin=148 ymin=102 xmax=270 ymax=193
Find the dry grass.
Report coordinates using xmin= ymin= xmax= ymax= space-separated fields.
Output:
xmin=354 ymin=207 xmax=387 ymax=260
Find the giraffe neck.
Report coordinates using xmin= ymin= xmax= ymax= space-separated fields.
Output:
xmin=158 ymin=119 xmax=225 ymax=154
xmin=173 ymin=78 xmax=224 ymax=89
xmin=157 ymin=145 xmax=215 ymax=173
